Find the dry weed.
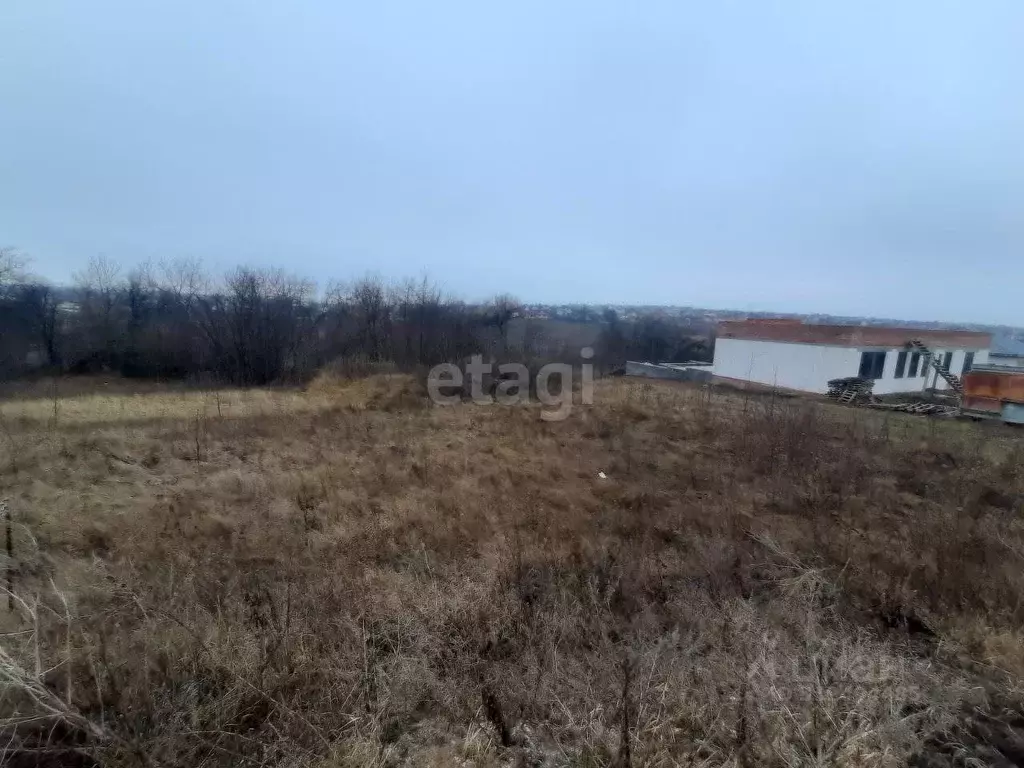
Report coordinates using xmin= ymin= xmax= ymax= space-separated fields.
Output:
xmin=0 ymin=375 xmax=1020 ymax=766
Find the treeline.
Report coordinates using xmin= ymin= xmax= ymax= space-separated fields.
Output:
xmin=0 ymin=249 xmax=709 ymax=384
xmin=597 ymin=308 xmax=711 ymax=366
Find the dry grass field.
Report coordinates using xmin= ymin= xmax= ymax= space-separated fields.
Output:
xmin=1 ymin=374 xmax=1023 ymax=767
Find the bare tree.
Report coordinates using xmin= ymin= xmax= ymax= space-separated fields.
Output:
xmin=388 ymin=275 xmax=448 ymax=366
xmin=485 ymin=293 xmax=522 ymax=352
xmin=197 ymin=267 xmax=318 ymax=384
xmin=348 ymin=276 xmax=391 ymax=362
xmin=73 ymin=255 xmax=123 ymax=368
xmin=17 ymin=283 xmax=61 ymax=367
xmin=0 ymin=248 xmax=27 ymax=289
xmin=159 ymin=257 xmax=206 ymax=309
xmin=74 ymin=254 xmax=121 ymax=297
xmin=74 ymin=254 xmax=122 ymax=323
xmin=126 ymin=262 xmax=157 ymax=331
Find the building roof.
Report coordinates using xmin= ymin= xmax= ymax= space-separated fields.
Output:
xmin=717 ymin=320 xmax=992 ymax=349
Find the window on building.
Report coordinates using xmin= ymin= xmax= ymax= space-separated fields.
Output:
xmin=962 ymin=351 xmax=975 ymax=375
xmin=942 ymin=351 xmax=953 ymax=371
xmin=859 ymin=351 xmax=886 ymax=379
xmin=908 ymin=351 xmax=921 ymax=377
xmin=894 ymin=350 xmax=908 ymax=378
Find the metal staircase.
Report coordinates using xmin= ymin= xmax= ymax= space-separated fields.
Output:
xmin=909 ymin=339 xmax=963 ymax=395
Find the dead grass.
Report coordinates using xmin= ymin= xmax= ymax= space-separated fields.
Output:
xmin=0 ymin=374 xmax=1022 ymax=767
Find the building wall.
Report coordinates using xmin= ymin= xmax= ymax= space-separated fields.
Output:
xmin=713 ymin=339 xmax=991 ymax=395
xmin=712 ymin=338 xmax=859 ymax=393
xmin=874 ymin=348 xmax=933 ymax=394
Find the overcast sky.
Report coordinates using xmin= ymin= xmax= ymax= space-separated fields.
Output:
xmin=1 ymin=2 xmax=1021 ymax=324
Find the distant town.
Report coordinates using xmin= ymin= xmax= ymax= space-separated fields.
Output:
xmin=522 ymin=303 xmax=1024 ymax=354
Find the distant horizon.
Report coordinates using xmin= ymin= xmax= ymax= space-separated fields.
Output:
xmin=14 ymin=253 xmax=1023 ymax=334
xmin=17 ymin=246 xmax=1024 ymax=329
xmin=14 ymin=246 xmax=1024 ymax=330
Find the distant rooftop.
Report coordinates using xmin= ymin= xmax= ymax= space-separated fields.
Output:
xmin=718 ymin=320 xmax=992 ymax=349
xmin=992 ymin=333 xmax=1024 ymax=356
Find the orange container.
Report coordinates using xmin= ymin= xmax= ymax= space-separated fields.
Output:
xmin=962 ymin=369 xmax=1024 ymax=412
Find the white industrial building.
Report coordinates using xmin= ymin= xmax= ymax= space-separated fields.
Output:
xmin=712 ymin=320 xmax=992 ymax=395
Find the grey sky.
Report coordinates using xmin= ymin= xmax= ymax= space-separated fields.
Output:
xmin=1 ymin=2 xmax=1022 ymax=324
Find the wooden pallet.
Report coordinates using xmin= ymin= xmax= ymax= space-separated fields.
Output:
xmin=827 ymin=377 xmax=875 ymax=405
xmin=871 ymin=401 xmax=959 ymax=417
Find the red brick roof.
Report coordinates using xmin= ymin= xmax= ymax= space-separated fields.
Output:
xmin=717 ymin=320 xmax=991 ymax=349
